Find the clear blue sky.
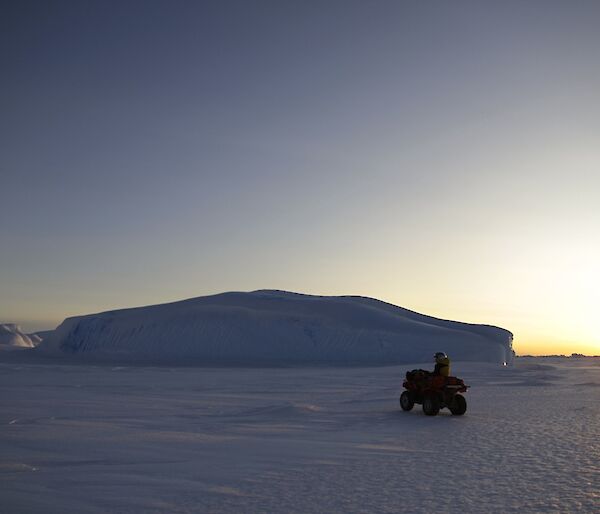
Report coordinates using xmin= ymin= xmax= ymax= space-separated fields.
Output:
xmin=2 ymin=1 xmax=599 ymax=354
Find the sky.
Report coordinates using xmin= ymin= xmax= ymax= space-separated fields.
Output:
xmin=2 ymin=0 xmax=599 ymax=355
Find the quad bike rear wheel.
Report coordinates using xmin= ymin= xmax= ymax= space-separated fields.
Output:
xmin=422 ymin=394 xmax=440 ymax=416
xmin=399 ymin=391 xmax=415 ymax=411
xmin=449 ymin=394 xmax=467 ymax=415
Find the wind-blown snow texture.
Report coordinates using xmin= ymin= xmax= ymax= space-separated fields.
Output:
xmin=0 ymin=324 xmax=37 ymax=350
xmin=1 ymin=358 xmax=598 ymax=513
xmin=38 ymin=290 xmax=513 ymax=364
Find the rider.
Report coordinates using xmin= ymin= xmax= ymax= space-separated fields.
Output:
xmin=433 ymin=352 xmax=450 ymax=377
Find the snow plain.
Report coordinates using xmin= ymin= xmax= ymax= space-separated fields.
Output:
xmin=1 ymin=357 xmax=598 ymax=513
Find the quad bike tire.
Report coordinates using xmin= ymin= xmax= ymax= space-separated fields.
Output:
xmin=422 ymin=394 xmax=440 ymax=416
xmin=449 ymin=394 xmax=467 ymax=416
xmin=399 ymin=391 xmax=415 ymax=411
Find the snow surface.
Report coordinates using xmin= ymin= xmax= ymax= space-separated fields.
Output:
xmin=37 ymin=290 xmax=513 ymax=365
xmin=0 ymin=323 xmax=37 ymax=350
xmin=0 ymin=357 xmax=598 ymax=513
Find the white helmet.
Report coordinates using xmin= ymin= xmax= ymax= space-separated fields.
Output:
xmin=434 ymin=352 xmax=447 ymax=363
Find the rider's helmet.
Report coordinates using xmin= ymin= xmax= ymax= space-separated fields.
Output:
xmin=434 ymin=352 xmax=447 ymax=363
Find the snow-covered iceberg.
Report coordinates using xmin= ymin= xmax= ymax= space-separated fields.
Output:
xmin=0 ymin=324 xmax=39 ymax=350
xmin=37 ymin=290 xmax=513 ymax=365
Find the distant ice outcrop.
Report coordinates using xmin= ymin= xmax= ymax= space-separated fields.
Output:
xmin=0 ymin=324 xmax=38 ymax=350
xmin=36 ymin=290 xmax=514 ymax=365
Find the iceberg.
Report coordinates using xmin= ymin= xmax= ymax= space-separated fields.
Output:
xmin=37 ymin=290 xmax=514 ymax=365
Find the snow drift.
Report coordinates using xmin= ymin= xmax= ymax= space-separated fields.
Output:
xmin=37 ymin=290 xmax=513 ymax=365
xmin=0 ymin=324 xmax=39 ymax=350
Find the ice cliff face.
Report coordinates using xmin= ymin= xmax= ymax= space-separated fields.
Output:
xmin=0 ymin=324 xmax=38 ymax=350
xmin=37 ymin=290 xmax=514 ymax=365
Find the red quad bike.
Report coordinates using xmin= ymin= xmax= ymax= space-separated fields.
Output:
xmin=400 ymin=369 xmax=469 ymax=416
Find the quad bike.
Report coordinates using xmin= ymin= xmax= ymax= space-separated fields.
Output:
xmin=400 ymin=369 xmax=469 ymax=416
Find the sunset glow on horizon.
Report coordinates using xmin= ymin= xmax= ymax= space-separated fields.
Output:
xmin=2 ymin=1 xmax=599 ymax=356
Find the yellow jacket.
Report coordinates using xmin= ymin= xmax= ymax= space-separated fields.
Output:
xmin=434 ymin=356 xmax=451 ymax=377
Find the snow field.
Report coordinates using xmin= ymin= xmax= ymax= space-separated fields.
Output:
xmin=1 ymin=358 xmax=598 ymax=513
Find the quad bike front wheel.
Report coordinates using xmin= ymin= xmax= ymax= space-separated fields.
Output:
xmin=449 ymin=394 xmax=467 ymax=415
xmin=422 ymin=394 xmax=440 ymax=416
xmin=399 ymin=391 xmax=415 ymax=411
